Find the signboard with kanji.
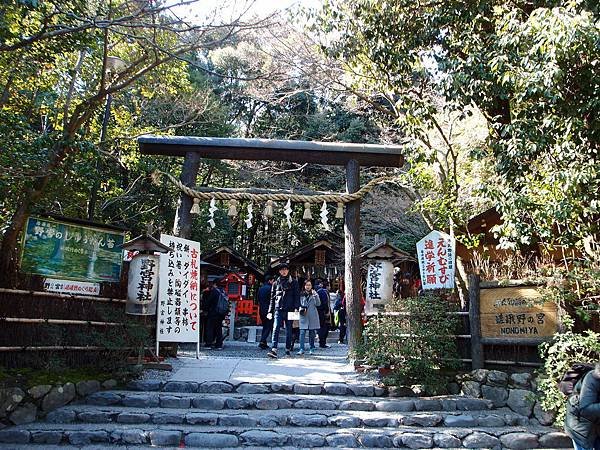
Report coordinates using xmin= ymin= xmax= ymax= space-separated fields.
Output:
xmin=44 ymin=278 xmax=100 ymax=296
xmin=21 ymin=216 xmax=125 ymax=282
xmin=416 ymin=230 xmax=455 ymax=290
xmin=157 ymin=234 xmax=201 ymax=345
xmin=366 ymin=261 xmax=394 ymax=304
xmin=480 ymin=286 xmax=558 ymax=338
xmin=126 ymin=254 xmax=159 ymax=315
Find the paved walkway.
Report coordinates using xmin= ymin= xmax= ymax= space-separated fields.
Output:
xmin=168 ymin=342 xmax=357 ymax=385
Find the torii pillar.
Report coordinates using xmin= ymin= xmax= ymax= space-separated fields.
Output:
xmin=138 ymin=136 xmax=405 ymax=354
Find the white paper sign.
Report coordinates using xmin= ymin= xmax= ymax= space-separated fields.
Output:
xmin=126 ymin=254 xmax=159 ymax=315
xmin=416 ymin=230 xmax=456 ymax=289
xmin=366 ymin=261 xmax=394 ymax=303
xmin=157 ymin=234 xmax=201 ymax=343
xmin=44 ymin=278 xmax=100 ymax=296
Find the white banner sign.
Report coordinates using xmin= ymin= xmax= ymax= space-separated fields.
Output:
xmin=126 ymin=254 xmax=159 ymax=315
xmin=366 ymin=261 xmax=394 ymax=304
xmin=416 ymin=230 xmax=456 ymax=290
xmin=44 ymin=278 xmax=100 ymax=296
xmin=157 ymin=234 xmax=200 ymax=344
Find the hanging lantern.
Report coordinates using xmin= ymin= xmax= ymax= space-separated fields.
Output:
xmin=263 ymin=200 xmax=274 ymax=219
xmin=303 ymin=202 xmax=313 ymax=220
xmin=335 ymin=202 xmax=344 ymax=219
xmin=227 ymin=199 xmax=239 ymax=218
xmin=190 ymin=198 xmax=201 ymax=215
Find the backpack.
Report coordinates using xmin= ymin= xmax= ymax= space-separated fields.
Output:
xmin=559 ymin=363 xmax=594 ymax=396
xmin=215 ymin=289 xmax=230 ymax=316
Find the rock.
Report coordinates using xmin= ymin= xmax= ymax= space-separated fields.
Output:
xmin=126 ymin=379 xmax=162 ymax=391
xmin=219 ymin=414 xmax=258 ymax=427
xmin=447 ymin=382 xmax=461 ymax=395
xmin=78 ymin=411 xmax=113 ymax=423
xmin=226 ymin=397 xmax=255 ymax=409
xmin=160 ymin=395 xmax=191 ymax=408
xmin=533 ymin=402 xmax=556 ymax=425
xmin=122 ymin=393 xmax=159 ymax=408
xmin=193 ymin=396 xmax=225 ymax=409
xmin=388 ymin=385 xmax=416 ymax=397
xmin=294 ymin=399 xmax=337 ymax=410
xmin=259 ymin=414 xmax=288 ymax=426
xmin=359 ymin=433 xmax=394 ymax=448
xmin=152 ymin=411 xmax=184 ymax=424
xmin=402 ymin=413 xmax=443 ymax=427
xmin=443 ymin=414 xmax=477 ymax=427
xmin=163 ymin=381 xmax=198 ymax=392
xmin=102 ymin=379 xmax=118 ymax=389
xmin=291 ymin=433 xmax=326 ymax=447
xmin=28 ymin=385 xmax=51 ymax=400
xmin=510 ymin=372 xmax=532 ymax=388
xmin=324 ymin=383 xmax=348 ymax=395
xmin=339 ymin=400 xmax=375 ymax=411
xmin=374 ymin=386 xmax=387 ymax=396
xmin=506 ymin=388 xmax=535 ymax=417
xmin=289 ymin=413 xmax=328 ymax=426
xmin=198 ymin=381 xmax=234 ymax=393
xmin=326 ymin=433 xmax=359 ymax=447
xmin=294 ymin=384 xmax=322 ymax=395
xmin=500 ymin=432 xmax=539 ymax=449
xmin=116 ymin=412 xmax=150 ymax=423
xmin=477 ymin=414 xmax=505 ymax=427
xmin=42 ymin=383 xmax=76 ymax=412
xmin=376 ymin=400 xmax=414 ymax=412
xmin=487 ymin=370 xmax=509 ymax=387
xmin=0 ymin=430 xmax=30 ymax=444
xmin=31 ymin=431 xmax=62 ymax=444
xmin=398 ymin=433 xmax=433 ymax=449
xmin=414 ymin=399 xmax=442 ymax=411
xmin=462 ymin=431 xmax=500 ymax=448
xmin=75 ymin=380 xmax=101 ymax=397
xmin=440 ymin=399 xmax=457 ymax=411
xmin=86 ymin=391 xmax=121 ymax=406
xmin=364 ymin=417 xmax=396 ymax=427
xmin=271 ymin=382 xmax=295 ymax=393
xmin=186 ymin=412 xmax=219 ymax=425
xmin=538 ymin=431 xmax=572 ymax=448
xmin=469 ymin=369 xmax=489 ymax=382
xmin=240 ymin=430 xmax=289 ymax=446
xmin=256 ymin=398 xmax=293 ymax=410
xmin=9 ymin=402 xmax=37 ymax=425
xmin=236 ymin=383 xmax=271 ymax=394
xmin=348 ymin=384 xmax=374 ymax=396
xmin=329 ymin=415 xmax=361 ymax=427
xmin=461 ymin=380 xmax=481 ymax=397
xmin=434 ymin=433 xmax=461 ymax=448
xmin=185 ymin=432 xmax=239 ymax=448
xmin=68 ymin=431 xmax=109 ymax=445
xmin=149 ymin=430 xmax=181 ymax=446
xmin=116 ymin=429 xmax=147 ymax=444
xmin=481 ymin=385 xmax=509 ymax=407
xmin=45 ymin=408 xmax=76 ymax=423
xmin=0 ymin=387 xmax=25 ymax=418
xmin=455 ymin=397 xmax=491 ymax=411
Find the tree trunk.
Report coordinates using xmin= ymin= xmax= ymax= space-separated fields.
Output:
xmin=345 ymin=159 xmax=362 ymax=357
xmin=172 ymin=152 xmax=201 ymax=239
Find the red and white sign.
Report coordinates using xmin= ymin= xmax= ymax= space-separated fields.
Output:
xmin=416 ymin=231 xmax=456 ymax=290
xmin=44 ymin=278 xmax=100 ymax=296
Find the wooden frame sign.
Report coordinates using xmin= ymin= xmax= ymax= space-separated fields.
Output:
xmin=480 ymin=286 xmax=558 ymax=339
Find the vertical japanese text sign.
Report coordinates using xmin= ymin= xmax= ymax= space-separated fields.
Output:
xmin=366 ymin=261 xmax=394 ymax=304
xmin=157 ymin=234 xmax=201 ymax=344
xmin=416 ymin=230 xmax=456 ymax=290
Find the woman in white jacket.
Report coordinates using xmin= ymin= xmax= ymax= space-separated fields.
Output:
xmin=297 ymin=279 xmax=321 ymax=355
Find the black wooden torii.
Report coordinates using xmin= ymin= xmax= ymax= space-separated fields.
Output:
xmin=138 ymin=135 xmax=405 ymax=353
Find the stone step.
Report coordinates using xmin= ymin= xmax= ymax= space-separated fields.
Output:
xmin=84 ymin=390 xmax=494 ymax=413
xmin=42 ymin=404 xmax=534 ymax=429
xmin=0 ymin=423 xmax=573 ymax=448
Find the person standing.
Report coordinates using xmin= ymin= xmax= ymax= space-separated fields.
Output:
xmin=297 ymin=279 xmax=320 ymax=355
xmin=334 ymin=290 xmax=347 ymax=344
xmin=316 ymin=279 xmax=331 ymax=348
xmin=257 ymin=275 xmax=274 ymax=349
xmin=565 ymin=364 xmax=600 ymax=450
xmin=204 ymin=279 xmax=228 ymax=350
xmin=267 ymin=262 xmax=300 ymax=358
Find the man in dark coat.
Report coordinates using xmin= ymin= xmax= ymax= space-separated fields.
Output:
xmin=315 ymin=279 xmax=331 ymax=348
xmin=565 ymin=364 xmax=600 ymax=449
xmin=267 ymin=262 xmax=300 ymax=358
xmin=257 ymin=275 xmax=274 ymax=349
xmin=204 ymin=279 xmax=227 ymax=350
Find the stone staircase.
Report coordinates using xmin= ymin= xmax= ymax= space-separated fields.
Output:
xmin=242 ymin=326 xmax=342 ymax=345
xmin=0 ymin=380 xmax=573 ymax=448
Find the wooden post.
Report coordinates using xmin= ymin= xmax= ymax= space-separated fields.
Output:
xmin=468 ymin=273 xmax=484 ymax=369
xmin=173 ymin=152 xmax=201 ymax=238
xmin=345 ymin=159 xmax=362 ymax=355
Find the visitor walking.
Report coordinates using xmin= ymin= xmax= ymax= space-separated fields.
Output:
xmin=204 ymin=279 xmax=228 ymax=350
xmin=334 ymin=290 xmax=347 ymax=344
xmin=297 ymin=279 xmax=320 ymax=355
xmin=257 ymin=275 xmax=274 ymax=349
xmin=565 ymin=364 xmax=600 ymax=449
xmin=316 ymin=279 xmax=331 ymax=348
xmin=266 ymin=262 xmax=300 ymax=358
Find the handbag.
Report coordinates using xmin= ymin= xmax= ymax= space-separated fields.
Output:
xmin=299 ymin=307 xmax=307 ymax=316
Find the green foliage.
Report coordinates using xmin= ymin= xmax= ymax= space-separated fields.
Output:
xmin=357 ymin=294 xmax=461 ymax=394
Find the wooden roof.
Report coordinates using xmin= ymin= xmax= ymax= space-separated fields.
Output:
xmin=361 ymin=240 xmax=416 ymax=263
xmin=202 ymin=245 xmax=264 ymax=276
xmin=138 ymin=135 xmax=405 ymax=167
xmin=269 ymin=239 xmax=343 ymax=269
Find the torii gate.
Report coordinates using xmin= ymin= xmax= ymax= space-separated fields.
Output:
xmin=138 ymin=136 xmax=405 ymax=353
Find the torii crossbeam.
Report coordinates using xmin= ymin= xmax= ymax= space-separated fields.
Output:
xmin=138 ymin=135 xmax=405 ymax=353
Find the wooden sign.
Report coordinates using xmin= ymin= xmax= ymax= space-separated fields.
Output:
xmin=480 ymin=286 xmax=558 ymax=338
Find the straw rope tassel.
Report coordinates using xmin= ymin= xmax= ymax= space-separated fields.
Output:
xmin=303 ymin=202 xmax=312 ymax=220
xmin=263 ymin=200 xmax=274 ymax=219
xmin=190 ymin=198 xmax=201 ymax=214
xmin=335 ymin=202 xmax=344 ymax=219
